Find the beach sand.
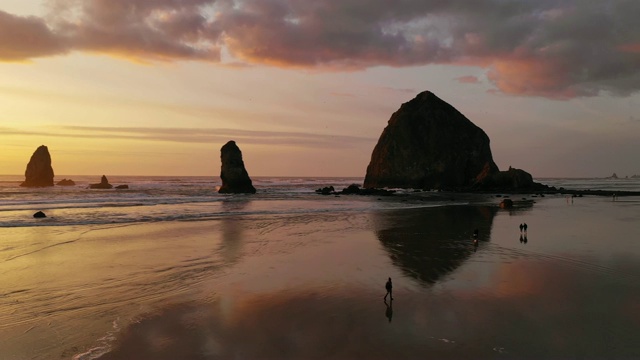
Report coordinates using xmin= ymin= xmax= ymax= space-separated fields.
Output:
xmin=1 ymin=195 xmax=639 ymax=359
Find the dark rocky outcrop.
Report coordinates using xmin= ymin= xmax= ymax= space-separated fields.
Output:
xmin=33 ymin=211 xmax=47 ymax=218
xmin=473 ymin=166 xmax=547 ymax=191
xmin=364 ymin=91 xmax=555 ymax=193
xmin=364 ymin=91 xmax=499 ymax=190
xmin=90 ymin=175 xmax=113 ymax=189
xmin=315 ymin=184 xmax=396 ymax=196
xmin=115 ymin=185 xmax=129 ymax=189
xmin=316 ymin=186 xmax=335 ymax=195
xmin=56 ymin=179 xmax=76 ymax=186
xmin=218 ymin=141 xmax=256 ymax=194
xmin=20 ymin=145 xmax=54 ymax=187
xmin=499 ymin=199 xmax=514 ymax=209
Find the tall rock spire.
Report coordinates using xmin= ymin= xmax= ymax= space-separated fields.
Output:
xmin=20 ymin=145 xmax=55 ymax=187
xmin=218 ymin=141 xmax=256 ymax=194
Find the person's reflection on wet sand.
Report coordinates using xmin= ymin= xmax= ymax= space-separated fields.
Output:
xmin=384 ymin=299 xmax=393 ymax=323
xmin=519 ymin=234 xmax=524 ymax=243
xmin=523 ymin=235 xmax=528 ymax=244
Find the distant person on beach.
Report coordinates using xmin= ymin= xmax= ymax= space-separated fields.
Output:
xmin=384 ymin=277 xmax=393 ymax=301
xmin=472 ymin=229 xmax=479 ymax=248
xmin=523 ymin=223 xmax=528 ymax=232
xmin=519 ymin=224 xmax=524 ymax=232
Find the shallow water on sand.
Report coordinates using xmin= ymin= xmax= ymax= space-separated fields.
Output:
xmin=1 ymin=194 xmax=639 ymax=359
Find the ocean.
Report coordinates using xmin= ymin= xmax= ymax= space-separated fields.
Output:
xmin=0 ymin=176 xmax=376 ymax=228
xmin=1 ymin=175 xmax=639 ymax=359
xmin=2 ymin=175 xmax=639 ymax=228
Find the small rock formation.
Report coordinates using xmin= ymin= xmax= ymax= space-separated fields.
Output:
xmin=218 ymin=141 xmax=256 ymax=194
xmin=33 ymin=211 xmax=47 ymax=218
xmin=115 ymin=185 xmax=129 ymax=189
xmin=608 ymin=173 xmax=618 ymax=179
xmin=89 ymin=175 xmax=113 ymax=189
xmin=499 ymin=199 xmax=514 ymax=209
xmin=20 ymin=145 xmax=55 ymax=187
xmin=364 ymin=91 xmax=499 ymax=190
xmin=315 ymin=184 xmax=395 ymax=196
xmin=473 ymin=166 xmax=537 ymax=190
xmin=56 ymin=179 xmax=76 ymax=186
xmin=316 ymin=186 xmax=336 ymax=195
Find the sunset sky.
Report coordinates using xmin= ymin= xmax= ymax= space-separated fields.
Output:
xmin=1 ymin=0 xmax=639 ymax=178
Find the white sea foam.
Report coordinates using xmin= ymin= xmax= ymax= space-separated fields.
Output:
xmin=72 ymin=319 xmax=120 ymax=360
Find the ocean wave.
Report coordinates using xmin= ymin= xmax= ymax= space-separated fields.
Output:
xmin=2 ymin=175 xmax=637 ymax=228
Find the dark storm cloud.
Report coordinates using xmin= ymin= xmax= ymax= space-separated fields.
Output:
xmin=1 ymin=0 xmax=639 ymax=98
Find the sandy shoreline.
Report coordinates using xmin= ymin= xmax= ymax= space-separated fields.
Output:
xmin=1 ymin=194 xmax=639 ymax=359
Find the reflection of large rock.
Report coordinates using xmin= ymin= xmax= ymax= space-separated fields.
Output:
xmin=218 ymin=141 xmax=256 ymax=194
xmin=20 ymin=145 xmax=54 ymax=187
xmin=364 ymin=91 xmax=499 ymax=190
xmin=374 ymin=205 xmax=497 ymax=284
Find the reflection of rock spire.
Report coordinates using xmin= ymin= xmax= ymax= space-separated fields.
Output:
xmin=374 ymin=205 xmax=497 ymax=285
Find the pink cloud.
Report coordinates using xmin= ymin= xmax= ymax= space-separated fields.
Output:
xmin=0 ymin=10 xmax=68 ymax=61
xmin=456 ymin=75 xmax=481 ymax=84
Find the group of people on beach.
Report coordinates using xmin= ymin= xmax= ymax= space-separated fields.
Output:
xmin=519 ymin=223 xmax=528 ymax=232
xmin=519 ymin=223 xmax=528 ymax=243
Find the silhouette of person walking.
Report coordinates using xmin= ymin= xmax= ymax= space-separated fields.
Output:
xmin=384 ymin=277 xmax=393 ymax=301
xmin=523 ymin=223 xmax=528 ymax=232
xmin=519 ymin=223 xmax=524 ymax=232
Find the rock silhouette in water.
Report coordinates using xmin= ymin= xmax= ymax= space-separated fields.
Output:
xmin=364 ymin=91 xmax=498 ymax=190
xmin=20 ymin=145 xmax=55 ymax=187
xmin=33 ymin=211 xmax=47 ymax=218
xmin=56 ymin=179 xmax=76 ymax=186
xmin=218 ymin=141 xmax=256 ymax=194
xmin=90 ymin=175 xmax=113 ymax=189
xmin=364 ymin=91 xmax=545 ymax=192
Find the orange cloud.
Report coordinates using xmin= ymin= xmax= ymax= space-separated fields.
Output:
xmin=618 ymin=43 xmax=640 ymax=53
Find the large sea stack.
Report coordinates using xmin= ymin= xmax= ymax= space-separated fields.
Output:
xmin=20 ymin=145 xmax=55 ymax=187
xmin=364 ymin=91 xmax=499 ymax=190
xmin=218 ymin=141 xmax=256 ymax=194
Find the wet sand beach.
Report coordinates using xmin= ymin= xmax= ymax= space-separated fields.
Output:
xmin=1 ymin=194 xmax=639 ymax=359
